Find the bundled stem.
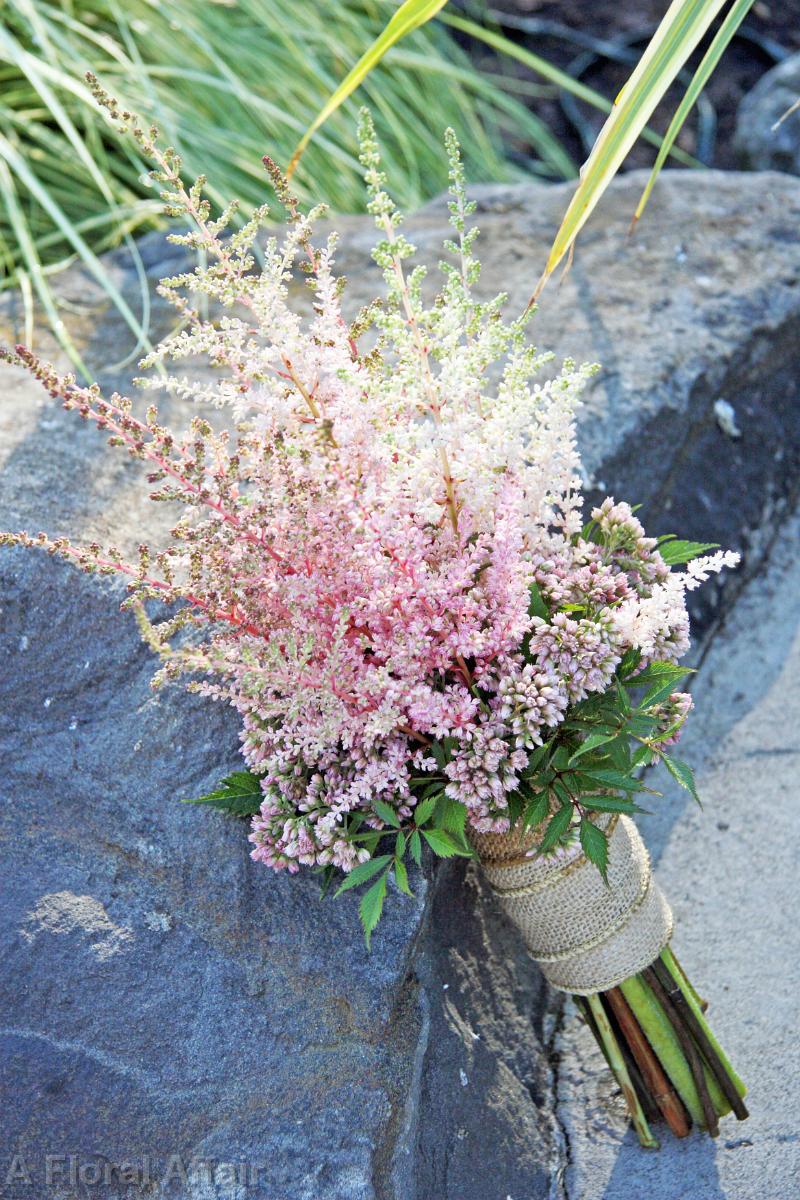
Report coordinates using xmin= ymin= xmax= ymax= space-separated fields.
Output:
xmin=577 ymin=947 xmax=748 ymax=1147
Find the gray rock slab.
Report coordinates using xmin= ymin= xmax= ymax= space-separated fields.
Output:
xmin=2 ymin=168 xmax=800 ymax=1198
xmin=555 ymin=507 xmax=800 ymax=1200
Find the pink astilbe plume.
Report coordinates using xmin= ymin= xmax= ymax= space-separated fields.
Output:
xmin=1 ymin=95 xmax=738 ymax=882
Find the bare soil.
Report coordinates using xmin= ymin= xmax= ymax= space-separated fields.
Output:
xmin=458 ymin=0 xmax=800 ymax=175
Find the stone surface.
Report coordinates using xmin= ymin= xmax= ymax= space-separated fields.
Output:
xmin=734 ymin=53 xmax=800 ymax=176
xmin=1 ymin=168 xmax=800 ymax=1198
xmin=555 ymin=506 xmax=800 ymax=1200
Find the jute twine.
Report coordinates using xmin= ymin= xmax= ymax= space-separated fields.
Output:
xmin=470 ymin=814 xmax=672 ymax=995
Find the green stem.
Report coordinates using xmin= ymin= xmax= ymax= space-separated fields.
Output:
xmin=586 ymin=993 xmax=660 ymax=1149
xmin=664 ymin=945 xmax=709 ymax=1011
xmin=658 ymin=949 xmax=748 ymax=1116
xmin=642 ymin=965 xmax=719 ymax=1136
xmin=619 ymin=974 xmax=718 ymax=1127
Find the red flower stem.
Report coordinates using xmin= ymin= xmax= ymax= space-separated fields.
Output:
xmin=604 ymin=986 xmax=692 ymax=1138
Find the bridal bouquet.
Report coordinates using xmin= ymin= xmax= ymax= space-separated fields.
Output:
xmin=3 ymin=81 xmax=748 ymax=1148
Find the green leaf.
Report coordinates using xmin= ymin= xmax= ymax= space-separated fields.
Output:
xmin=551 ymin=745 xmax=572 ymax=771
xmin=625 ymin=714 xmax=660 ymax=739
xmin=538 ymin=803 xmax=574 ymax=853
xmin=627 ymin=661 xmax=690 ymax=689
xmin=580 ymin=794 xmax=649 ymax=815
xmin=522 ymin=742 xmax=551 ymax=778
xmin=568 ymin=731 xmax=619 ymax=765
xmin=394 ymin=856 xmax=413 ymax=897
xmin=529 ymin=0 xmax=731 ymax=299
xmin=409 ymin=830 xmax=422 ymax=867
xmin=523 ymin=790 xmax=550 ymax=831
xmin=506 ymin=789 xmax=526 ymax=826
xmin=372 ymin=797 xmax=401 ymax=828
xmin=414 ymin=795 xmax=439 ymax=827
xmin=552 ymin=778 xmax=573 ymax=807
xmin=434 ymin=795 xmax=467 ymax=836
xmin=527 ymin=581 xmax=550 ymax=621
xmin=618 ymin=647 xmax=643 ymax=680
xmin=422 ymin=828 xmax=473 ymax=858
xmin=395 ymin=831 xmax=407 ymax=859
xmin=317 ymin=864 xmax=336 ymax=899
xmin=615 ymin=678 xmax=632 ymax=716
xmin=577 ymin=768 xmax=643 ymax=792
xmin=182 ymin=770 xmax=263 ymax=817
xmin=431 ymin=741 xmax=449 ymax=772
xmin=580 ymin=818 xmax=609 ymax=880
xmin=632 ymin=745 xmax=656 ymax=769
xmin=334 ymin=854 xmax=392 ymax=897
xmin=659 ymin=539 xmax=720 ymax=566
xmin=640 ymin=675 xmax=688 ymax=710
xmin=661 ymin=754 xmax=702 ymax=806
xmin=360 ymin=870 xmax=389 ymax=949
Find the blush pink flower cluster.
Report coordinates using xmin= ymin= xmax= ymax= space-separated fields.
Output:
xmin=2 ymin=113 xmax=738 ymax=874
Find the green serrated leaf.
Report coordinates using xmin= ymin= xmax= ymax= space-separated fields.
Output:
xmin=395 ymin=831 xmax=406 ymax=859
xmin=615 ymin=678 xmax=632 ymax=716
xmin=372 ymin=797 xmax=401 ymax=828
xmin=632 ymin=745 xmax=656 ymax=769
xmin=580 ymin=818 xmax=609 ymax=880
xmin=551 ymin=745 xmax=572 ymax=771
xmin=580 ymin=794 xmax=649 ymax=815
xmin=640 ymin=679 xmax=685 ymax=710
xmin=577 ymin=767 xmax=643 ymax=792
xmin=507 ymin=790 xmax=526 ymax=825
xmin=661 ymin=753 xmax=702 ymax=806
xmin=552 ymin=778 xmax=573 ymax=807
xmin=434 ymin=795 xmax=468 ymax=836
xmin=523 ymin=790 xmax=550 ymax=830
xmin=422 ymin=828 xmax=473 ymax=858
xmin=627 ymin=661 xmax=691 ymax=689
xmin=522 ymin=742 xmax=551 ymax=778
xmin=568 ymin=731 xmax=618 ymax=765
xmin=625 ymin=714 xmax=660 ymax=738
xmin=606 ymin=735 xmax=632 ymax=772
xmin=431 ymin=742 xmax=449 ymax=772
xmin=409 ymin=830 xmax=422 ymax=867
xmin=414 ymin=795 xmax=438 ymax=827
xmin=360 ymin=870 xmax=389 ymax=949
xmin=394 ymin=856 xmax=413 ymax=897
xmin=528 ymin=581 xmax=550 ymax=621
xmin=538 ymin=803 xmax=574 ymax=853
xmin=182 ymin=770 xmax=263 ymax=817
xmin=334 ymin=854 xmax=392 ymax=897
xmin=660 ymin=539 xmax=719 ymax=565
xmin=618 ymin=647 xmax=643 ymax=680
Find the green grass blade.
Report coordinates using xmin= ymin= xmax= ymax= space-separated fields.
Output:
xmin=0 ymin=157 xmax=88 ymax=372
xmin=0 ymin=131 xmax=150 ymax=359
xmin=288 ymin=0 xmax=449 ymax=179
xmin=533 ymin=0 xmax=731 ymax=300
xmin=633 ymin=0 xmax=756 ymax=222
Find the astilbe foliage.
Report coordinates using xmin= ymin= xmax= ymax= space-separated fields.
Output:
xmin=1 ymin=88 xmax=738 ymax=937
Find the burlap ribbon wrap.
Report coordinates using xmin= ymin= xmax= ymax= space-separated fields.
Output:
xmin=470 ymin=814 xmax=673 ymax=995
